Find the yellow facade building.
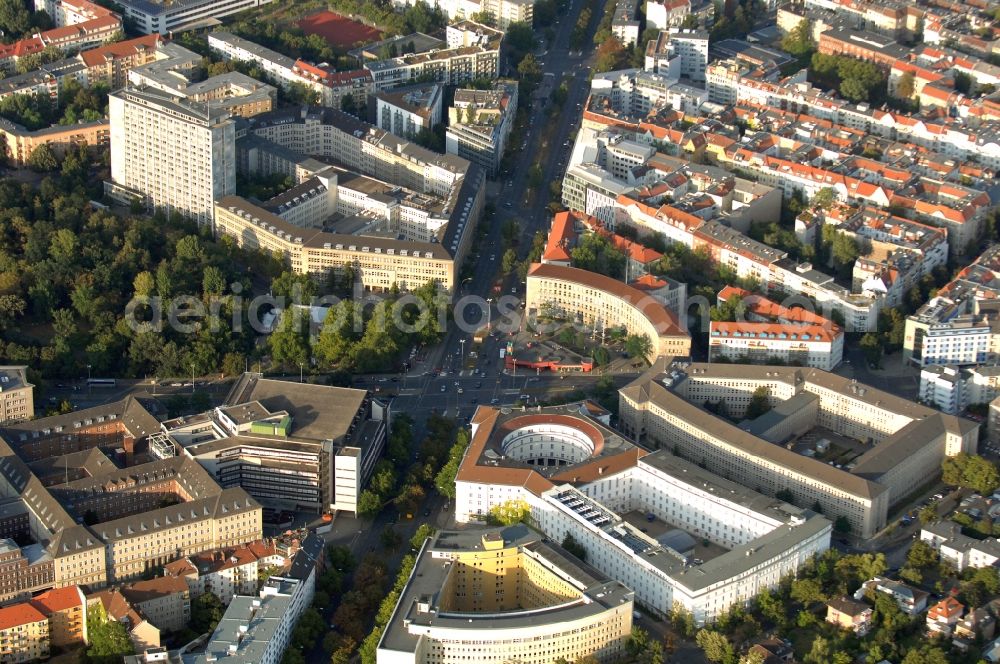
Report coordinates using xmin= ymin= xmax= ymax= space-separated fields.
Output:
xmin=377 ymin=526 xmax=633 ymax=664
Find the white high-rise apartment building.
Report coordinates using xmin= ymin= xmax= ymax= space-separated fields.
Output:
xmin=108 ymin=88 xmax=236 ymax=227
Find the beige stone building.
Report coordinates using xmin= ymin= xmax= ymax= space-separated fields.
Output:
xmin=0 ymin=602 xmax=49 ymax=662
xmin=619 ymin=358 xmax=979 ymax=538
xmin=0 ymin=366 xmax=32 ymax=425
xmin=377 ymin=526 xmax=633 ymax=664
xmin=30 ymin=586 xmax=88 ymax=649
xmin=0 ymin=119 xmax=110 ymax=168
xmin=214 ymin=197 xmax=459 ymax=291
xmin=526 ymin=263 xmax=691 ymax=361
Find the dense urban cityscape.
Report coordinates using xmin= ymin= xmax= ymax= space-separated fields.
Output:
xmin=0 ymin=0 xmax=999 ymax=661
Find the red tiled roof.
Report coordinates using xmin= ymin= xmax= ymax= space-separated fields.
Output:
xmin=527 ymin=262 xmax=686 ymax=337
xmin=79 ymin=34 xmax=160 ymax=67
xmin=542 ymin=211 xmax=579 ymax=263
xmin=123 ymin=576 xmax=189 ymax=605
xmin=0 ymin=602 xmax=47 ymax=631
xmin=31 ymin=586 xmax=83 ymax=615
xmin=710 ymin=321 xmax=839 ymax=343
xmin=630 ymin=274 xmax=668 ymax=291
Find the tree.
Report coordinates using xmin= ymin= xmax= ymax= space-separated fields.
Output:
xmin=268 ymin=308 xmax=310 ymax=369
xmin=781 ymin=19 xmax=814 ymax=58
xmin=0 ymin=0 xmax=31 ymax=39
xmin=488 ymin=499 xmax=531 ymax=526
xmin=190 ymin=592 xmax=225 ymax=634
xmin=745 ymin=386 xmax=771 ymax=419
xmin=594 ymin=37 xmax=627 ymax=73
xmin=501 ymin=248 xmax=518 ymax=275
xmin=739 ymin=652 xmax=766 ymax=664
xmin=906 ymin=539 xmax=938 ymax=570
xmin=526 ymin=163 xmax=544 ymax=189
xmin=624 ymin=334 xmax=653 ymax=361
xmin=812 ymin=187 xmax=837 ymax=209
xmin=357 ymin=489 xmax=383 ymax=517
xmin=896 ymin=70 xmax=916 ymax=99
xmin=954 ymin=71 xmax=973 ymax=95
xmin=517 ymin=53 xmax=542 ymax=83
xmin=942 ymin=453 xmax=1000 ymax=494
xmin=804 ymin=637 xmax=833 ymax=664
xmin=27 ymin=144 xmax=58 ymax=172
xmin=85 ymin=604 xmax=135 ymax=660
xmin=790 ymin=577 xmax=823 ymax=605
xmin=410 ymin=523 xmax=435 ymax=549
xmin=561 ymin=533 xmax=587 ymax=561
xmin=695 ymin=629 xmax=735 ymax=664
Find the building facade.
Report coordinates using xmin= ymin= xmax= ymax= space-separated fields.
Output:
xmin=0 ymin=367 xmax=32 ymax=425
xmin=107 ymin=87 xmax=236 ymax=226
xmin=445 ymin=81 xmax=518 ymax=177
xmin=453 ymin=405 xmax=831 ymax=624
xmin=526 ymin=263 xmax=691 ymax=361
xmin=619 ymin=358 xmax=979 ymax=538
xmin=377 ymin=526 xmax=634 ymax=664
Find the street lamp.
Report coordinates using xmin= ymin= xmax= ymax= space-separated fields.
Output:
xmin=190 ymin=364 xmax=195 ymax=394
xmin=459 ymin=339 xmax=466 ymax=368
xmin=299 ymin=362 xmax=304 ymax=384
xmin=86 ymin=364 xmax=91 ymax=395
xmin=486 ymin=298 xmax=493 ymax=332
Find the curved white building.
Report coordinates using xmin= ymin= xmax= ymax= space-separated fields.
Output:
xmin=376 ymin=525 xmax=634 ymax=664
xmin=454 ymin=403 xmax=830 ymax=624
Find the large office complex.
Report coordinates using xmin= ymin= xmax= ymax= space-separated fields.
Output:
xmin=107 ymin=87 xmax=237 ymax=226
xmin=454 ymin=403 xmax=830 ymax=623
xmin=114 ymin=0 xmax=274 ymax=35
xmin=526 ymin=263 xmax=691 ymax=361
xmin=216 ymin=106 xmax=484 ymax=292
xmin=377 ymin=525 xmax=634 ymax=664
xmin=0 ymin=396 xmax=262 ymax=600
xmin=154 ymin=373 xmax=387 ymax=515
xmin=619 ymin=358 xmax=979 ymax=538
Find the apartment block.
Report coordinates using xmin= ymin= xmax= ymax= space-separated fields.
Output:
xmin=922 ymin=520 xmax=1000 ymax=571
xmin=919 ymin=365 xmax=1000 ymax=414
xmin=88 ymin=589 xmax=160 ymax=652
xmin=445 ymin=81 xmax=518 ymax=177
xmin=0 ymin=603 xmax=49 ymax=662
xmin=611 ymin=0 xmax=641 ymax=45
xmin=374 ymin=82 xmax=443 ymax=139
xmin=107 ymin=87 xmax=237 ymax=226
xmin=164 ymin=541 xmax=285 ymax=605
xmin=645 ymin=0 xmax=691 ymax=30
xmin=183 ymin=537 xmax=320 ymax=664
xmin=30 ymin=585 xmax=88 ymax=649
xmin=377 ymin=526 xmax=634 ymax=664
xmin=208 ymin=32 xmax=373 ymax=110
xmin=364 ymin=21 xmax=501 ymax=91
xmin=122 ymin=576 xmax=191 ymax=634
xmin=0 ymin=366 xmax=32 ymax=425
xmin=114 ymin=0 xmax=274 ymax=34
xmin=826 ymin=597 xmax=873 ymax=635
xmin=904 ymin=245 xmax=1000 ymax=364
